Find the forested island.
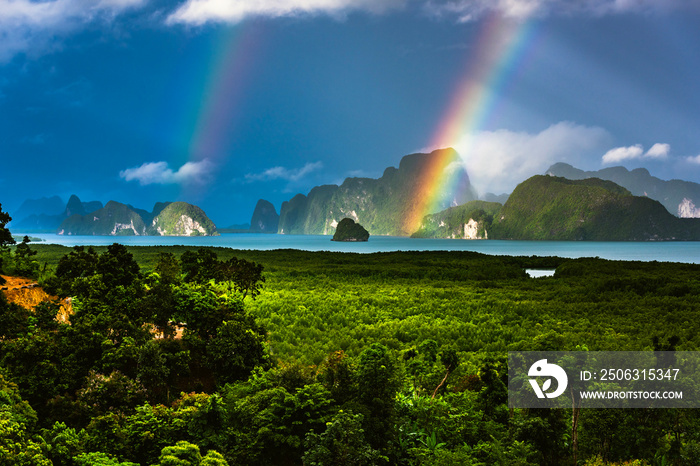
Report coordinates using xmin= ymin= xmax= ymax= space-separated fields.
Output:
xmin=2 ymin=202 xmax=700 ymax=465
xmin=10 ymin=195 xmax=219 ymax=237
xmin=331 ymin=218 xmax=370 ymax=242
xmin=12 ymin=150 xmax=700 ymax=241
xmin=264 ymin=151 xmax=700 ymax=241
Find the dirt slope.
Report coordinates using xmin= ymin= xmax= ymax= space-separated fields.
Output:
xmin=1 ymin=275 xmax=72 ymax=322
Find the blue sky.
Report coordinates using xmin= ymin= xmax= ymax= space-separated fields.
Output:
xmin=1 ymin=0 xmax=700 ymax=226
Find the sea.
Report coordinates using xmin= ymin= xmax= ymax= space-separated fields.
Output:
xmin=19 ymin=233 xmax=700 ymax=264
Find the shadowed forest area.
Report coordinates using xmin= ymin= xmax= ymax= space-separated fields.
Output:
xmin=1 ymin=234 xmax=700 ymax=464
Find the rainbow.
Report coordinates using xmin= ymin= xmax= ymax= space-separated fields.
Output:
xmin=406 ymin=13 xmax=538 ymax=234
xmin=177 ymin=24 xmax=264 ymax=199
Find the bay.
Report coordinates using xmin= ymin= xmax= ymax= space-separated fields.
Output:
xmin=18 ymin=232 xmax=700 ymax=264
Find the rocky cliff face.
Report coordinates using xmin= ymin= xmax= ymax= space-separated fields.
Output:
xmin=411 ymin=200 xmax=500 ymax=239
xmin=278 ymin=148 xmax=478 ymax=236
xmin=58 ymin=201 xmax=147 ymax=236
xmin=678 ymin=198 xmax=700 ymax=218
xmin=64 ymin=195 xmax=87 ymax=218
xmin=463 ymin=218 xmax=487 ymax=239
xmin=58 ymin=201 xmax=217 ymax=236
xmin=148 ymin=202 xmax=217 ymax=236
xmin=250 ymin=199 xmax=280 ymax=233
xmin=154 ymin=215 xmax=201 ymax=236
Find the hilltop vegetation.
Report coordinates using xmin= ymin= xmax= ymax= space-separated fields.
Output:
xmin=9 ymin=195 xmax=218 ymax=237
xmin=413 ymin=175 xmax=700 ymax=241
xmin=331 ymin=218 xmax=370 ymax=241
xmin=547 ymin=162 xmax=700 ymax=218
xmin=411 ymin=200 xmax=502 ymax=239
xmin=149 ymin=202 xmax=218 ymax=236
xmin=491 ymin=175 xmax=700 ymax=240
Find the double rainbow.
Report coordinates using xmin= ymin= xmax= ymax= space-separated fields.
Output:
xmin=170 ymin=14 xmax=536 ymax=233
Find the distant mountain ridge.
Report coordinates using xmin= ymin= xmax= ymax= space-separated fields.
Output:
xmin=12 ymin=196 xmax=64 ymax=220
xmin=413 ymin=175 xmax=700 ymax=241
xmin=491 ymin=175 xmax=700 ymax=240
xmin=12 ymin=195 xmax=104 ymax=231
xmin=59 ymin=201 xmax=146 ymax=236
xmin=545 ymin=163 xmax=700 ymax=218
xmin=58 ymin=201 xmax=218 ymax=236
xmin=277 ymin=148 xmax=478 ymax=236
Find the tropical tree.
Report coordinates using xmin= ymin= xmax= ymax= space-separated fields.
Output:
xmin=0 ymin=203 xmax=13 ymax=248
xmin=304 ymin=410 xmax=386 ymax=466
xmin=217 ymin=257 xmax=265 ymax=299
xmin=155 ymin=441 xmax=229 ymax=466
xmin=154 ymin=252 xmax=182 ymax=285
xmin=73 ymin=452 xmax=138 ymax=466
xmin=0 ymin=203 xmax=14 ymax=282
xmin=44 ymin=245 xmax=99 ymax=297
xmin=0 ymin=372 xmax=52 ymax=465
xmin=181 ymin=249 xmax=219 ymax=284
xmin=96 ymin=243 xmax=141 ymax=289
xmin=13 ymin=235 xmax=39 ymax=277
xmin=355 ymin=343 xmax=401 ymax=452
xmin=42 ymin=421 xmax=86 ymax=466
xmin=225 ymin=382 xmax=334 ymax=464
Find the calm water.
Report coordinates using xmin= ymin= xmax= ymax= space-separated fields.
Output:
xmin=20 ymin=233 xmax=700 ymax=264
xmin=525 ymin=269 xmax=557 ymax=278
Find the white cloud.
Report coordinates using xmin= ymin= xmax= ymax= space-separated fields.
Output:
xmin=119 ymin=159 xmax=213 ymax=185
xmin=447 ymin=121 xmax=609 ymax=194
xmin=645 ymin=142 xmax=670 ymax=159
xmin=423 ymin=0 xmax=695 ymax=22
xmin=686 ymin=155 xmax=700 ymax=165
xmin=0 ymin=0 xmax=689 ymax=59
xmin=0 ymin=0 xmax=145 ymax=62
xmin=602 ymin=143 xmax=670 ymax=164
xmin=166 ymin=0 xmax=406 ymax=25
xmin=602 ymin=144 xmax=644 ymax=163
xmin=245 ymin=161 xmax=323 ymax=182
